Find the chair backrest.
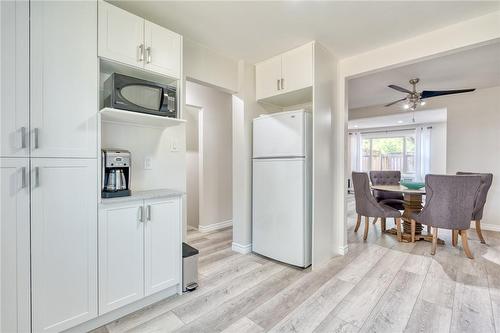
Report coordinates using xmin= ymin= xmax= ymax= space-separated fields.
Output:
xmin=369 ymin=171 xmax=401 ymax=185
xmin=417 ymin=174 xmax=481 ymax=230
xmin=456 ymin=172 xmax=493 ymax=220
xmin=352 ymin=172 xmax=384 ymax=217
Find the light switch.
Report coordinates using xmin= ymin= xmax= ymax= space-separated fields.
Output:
xmin=171 ymin=138 xmax=179 ymax=152
xmin=144 ymin=157 xmax=153 ymax=170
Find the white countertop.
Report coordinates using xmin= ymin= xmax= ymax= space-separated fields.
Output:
xmin=100 ymin=188 xmax=184 ymax=206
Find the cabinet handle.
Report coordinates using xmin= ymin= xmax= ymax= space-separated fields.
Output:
xmin=33 ymin=167 xmax=40 ymax=188
xmin=33 ymin=128 xmax=39 ymax=149
xmin=138 ymin=206 xmax=144 ymax=222
xmin=146 ymin=47 xmax=152 ymax=64
xmin=20 ymin=127 xmax=27 ymax=149
xmin=277 ymin=79 xmax=280 ymax=91
xmin=146 ymin=205 xmax=151 ymax=221
xmin=281 ymin=78 xmax=284 ymax=90
xmin=138 ymin=44 xmax=144 ymax=62
xmin=20 ymin=167 xmax=27 ymax=189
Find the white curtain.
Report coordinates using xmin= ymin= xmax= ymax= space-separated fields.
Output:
xmin=349 ymin=132 xmax=362 ymax=173
xmin=415 ymin=126 xmax=431 ymax=182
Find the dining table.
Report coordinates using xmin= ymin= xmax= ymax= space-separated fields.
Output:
xmin=370 ymin=184 xmax=444 ymax=243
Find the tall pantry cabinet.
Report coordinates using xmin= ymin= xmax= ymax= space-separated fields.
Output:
xmin=1 ymin=1 xmax=98 ymax=332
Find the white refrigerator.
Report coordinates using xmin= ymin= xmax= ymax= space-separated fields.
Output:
xmin=252 ymin=110 xmax=312 ymax=268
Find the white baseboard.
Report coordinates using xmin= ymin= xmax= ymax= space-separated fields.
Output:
xmin=470 ymin=221 xmax=500 ymax=232
xmin=338 ymin=245 xmax=349 ymax=255
xmin=232 ymin=242 xmax=252 ymax=254
xmin=198 ymin=220 xmax=232 ymax=233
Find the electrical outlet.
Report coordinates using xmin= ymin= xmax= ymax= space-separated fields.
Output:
xmin=144 ymin=157 xmax=153 ymax=170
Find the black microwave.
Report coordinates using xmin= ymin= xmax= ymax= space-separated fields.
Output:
xmin=103 ymin=73 xmax=177 ymax=118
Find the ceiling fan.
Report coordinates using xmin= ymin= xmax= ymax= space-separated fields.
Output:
xmin=384 ymin=78 xmax=475 ymax=110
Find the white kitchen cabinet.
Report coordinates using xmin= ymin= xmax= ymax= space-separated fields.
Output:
xmin=31 ymin=158 xmax=98 ymax=333
xmin=99 ymin=194 xmax=182 ymax=314
xmin=144 ymin=21 xmax=182 ymax=78
xmin=98 ymin=0 xmax=144 ymax=68
xmin=255 ymin=56 xmax=282 ymax=100
xmin=0 ymin=0 xmax=29 ymax=157
xmin=30 ymin=1 xmax=98 ymax=158
xmin=98 ymin=202 xmax=145 ymax=314
xmin=255 ymin=42 xmax=313 ymax=101
xmin=144 ymin=197 xmax=181 ymax=296
xmin=0 ymin=158 xmax=30 ymax=333
xmin=98 ymin=1 xmax=182 ymax=79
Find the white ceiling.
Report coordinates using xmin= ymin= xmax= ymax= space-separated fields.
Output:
xmin=110 ymin=1 xmax=499 ymax=63
xmin=348 ymin=108 xmax=447 ymax=130
xmin=348 ymin=41 xmax=500 ymax=109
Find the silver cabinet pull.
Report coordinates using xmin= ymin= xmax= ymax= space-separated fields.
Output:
xmin=146 ymin=47 xmax=152 ymax=64
xmin=281 ymin=78 xmax=284 ymax=90
xmin=146 ymin=205 xmax=151 ymax=221
xmin=33 ymin=128 xmax=39 ymax=149
xmin=34 ymin=167 xmax=40 ymax=188
xmin=20 ymin=127 xmax=27 ymax=149
xmin=138 ymin=44 xmax=144 ymax=62
xmin=138 ymin=206 xmax=144 ymax=222
xmin=277 ymin=79 xmax=280 ymax=91
xmin=20 ymin=167 xmax=27 ymax=189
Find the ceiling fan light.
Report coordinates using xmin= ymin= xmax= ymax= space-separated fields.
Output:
xmin=420 ymin=101 xmax=426 ymax=106
xmin=403 ymin=104 xmax=410 ymax=110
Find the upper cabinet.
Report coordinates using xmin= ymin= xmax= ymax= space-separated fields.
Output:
xmin=30 ymin=1 xmax=98 ymax=158
xmin=98 ymin=1 xmax=182 ymax=79
xmin=255 ymin=42 xmax=313 ymax=102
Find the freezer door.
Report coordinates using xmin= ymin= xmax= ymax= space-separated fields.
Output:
xmin=253 ymin=111 xmax=306 ymax=158
xmin=252 ymin=158 xmax=310 ymax=267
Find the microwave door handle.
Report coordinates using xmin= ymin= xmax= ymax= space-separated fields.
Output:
xmin=160 ymin=88 xmax=166 ymax=111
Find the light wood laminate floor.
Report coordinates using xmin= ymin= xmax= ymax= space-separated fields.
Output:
xmin=93 ymin=198 xmax=500 ymax=332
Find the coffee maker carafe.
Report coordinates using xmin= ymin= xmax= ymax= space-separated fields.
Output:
xmin=102 ymin=149 xmax=131 ymax=198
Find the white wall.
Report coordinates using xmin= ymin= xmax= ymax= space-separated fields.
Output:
xmin=429 ymin=122 xmax=447 ymax=174
xmin=101 ymin=122 xmax=186 ymax=192
xmin=184 ymin=105 xmax=200 ymax=229
xmin=184 ymin=38 xmax=239 ymax=93
xmin=186 ymin=81 xmax=233 ymax=229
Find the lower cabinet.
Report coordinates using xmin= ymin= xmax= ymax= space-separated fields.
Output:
xmin=99 ymin=196 xmax=181 ymax=315
xmin=31 ymin=158 xmax=98 ymax=333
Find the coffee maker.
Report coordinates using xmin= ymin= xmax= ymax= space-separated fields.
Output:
xmin=102 ymin=149 xmax=131 ymax=198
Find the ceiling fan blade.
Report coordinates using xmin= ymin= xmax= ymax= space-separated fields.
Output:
xmin=421 ymin=89 xmax=475 ymax=99
xmin=388 ymin=85 xmax=412 ymax=94
xmin=384 ymin=98 xmax=406 ymax=107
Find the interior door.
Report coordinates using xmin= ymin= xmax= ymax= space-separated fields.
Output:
xmin=252 ymin=158 xmax=307 ymax=267
xmin=0 ymin=0 xmax=29 ymax=157
xmin=144 ymin=21 xmax=181 ymax=78
xmin=281 ymin=43 xmax=313 ymax=94
xmin=99 ymin=201 xmax=145 ymax=314
xmin=98 ymin=1 xmax=145 ymax=68
xmin=31 ymin=158 xmax=98 ymax=333
xmin=0 ymin=158 xmax=30 ymax=333
xmin=30 ymin=1 xmax=98 ymax=158
xmin=255 ymin=55 xmax=282 ymax=100
xmin=144 ymin=197 xmax=181 ymax=296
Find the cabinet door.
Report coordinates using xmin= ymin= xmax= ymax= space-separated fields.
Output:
xmin=281 ymin=43 xmax=313 ymax=94
xmin=31 ymin=158 xmax=98 ymax=333
xmin=98 ymin=1 xmax=145 ymax=68
xmin=0 ymin=0 xmax=29 ymax=157
xmin=99 ymin=202 xmax=145 ymax=314
xmin=144 ymin=197 xmax=181 ymax=296
xmin=255 ymin=56 xmax=282 ymax=100
xmin=30 ymin=1 xmax=98 ymax=158
xmin=1 ymin=158 xmax=30 ymax=333
xmin=144 ymin=21 xmax=181 ymax=78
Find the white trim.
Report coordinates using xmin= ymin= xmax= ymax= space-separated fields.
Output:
xmin=470 ymin=221 xmax=500 ymax=232
xmin=198 ymin=219 xmax=233 ymax=233
xmin=232 ymin=242 xmax=252 ymax=254
xmin=338 ymin=245 xmax=349 ymax=255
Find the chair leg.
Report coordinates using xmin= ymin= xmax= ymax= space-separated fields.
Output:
xmin=381 ymin=217 xmax=386 ymax=232
xmin=452 ymin=230 xmax=458 ymax=247
xmin=395 ymin=218 xmax=402 ymax=242
xmin=363 ymin=216 xmax=370 ymax=241
xmin=372 ymin=217 xmax=378 ymax=225
xmin=475 ymin=220 xmax=486 ymax=244
xmin=354 ymin=214 xmax=361 ymax=232
xmin=460 ymin=230 xmax=474 ymax=259
xmin=411 ymin=219 xmax=416 ymax=243
xmin=431 ymin=227 xmax=438 ymax=255
xmin=427 ymin=225 xmax=431 ymax=234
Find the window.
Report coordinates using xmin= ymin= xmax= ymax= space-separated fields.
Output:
xmin=361 ymin=133 xmax=416 ymax=175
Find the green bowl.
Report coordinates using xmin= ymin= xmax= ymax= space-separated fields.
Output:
xmin=400 ymin=181 xmax=425 ymax=190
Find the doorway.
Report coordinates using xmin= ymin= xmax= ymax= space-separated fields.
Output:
xmin=185 ymin=105 xmax=202 ymax=231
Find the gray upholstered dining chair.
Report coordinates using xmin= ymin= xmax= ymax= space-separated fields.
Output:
xmin=369 ymin=171 xmax=405 ymax=211
xmin=352 ymin=172 xmax=402 ymax=241
xmin=410 ymin=174 xmax=481 ymax=259
xmin=456 ymin=172 xmax=493 ymax=244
